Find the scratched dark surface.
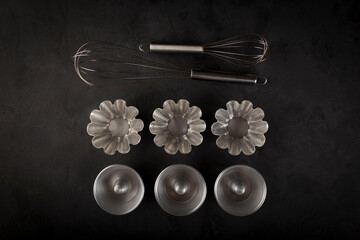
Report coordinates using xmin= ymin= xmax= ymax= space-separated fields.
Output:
xmin=0 ymin=0 xmax=359 ymax=238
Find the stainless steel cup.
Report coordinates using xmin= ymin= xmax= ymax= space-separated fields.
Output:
xmin=214 ymin=165 xmax=266 ymax=216
xmin=154 ymin=164 xmax=207 ymax=216
xmin=93 ymin=165 xmax=144 ymax=215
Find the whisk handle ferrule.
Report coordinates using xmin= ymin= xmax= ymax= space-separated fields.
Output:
xmin=149 ymin=44 xmax=204 ymax=53
xmin=191 ymin=69 xmax=264 ymax=85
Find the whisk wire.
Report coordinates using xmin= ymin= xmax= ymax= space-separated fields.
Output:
xmin=205 ymin=33 xmax=267 ymax=47
xmin=205 ymin=50 xmax=264 ymax=58
xmin=205 ymin=52 xmax=258 ymax=66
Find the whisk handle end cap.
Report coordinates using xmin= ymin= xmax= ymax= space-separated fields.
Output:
xmin=256 ymin=76 xmax=267 ymax=85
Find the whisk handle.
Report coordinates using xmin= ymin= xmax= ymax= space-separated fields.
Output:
xmin=148 ymin=44 xmax=204 ymax=53
xmin=191 ymin=69 xmax=267 ymax=85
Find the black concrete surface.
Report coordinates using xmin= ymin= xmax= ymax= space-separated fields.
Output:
xmin=1 ymin=0 xmax=359 ymax=238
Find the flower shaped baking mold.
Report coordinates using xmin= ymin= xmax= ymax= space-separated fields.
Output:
xmin=149 ymin=99 xmax=206 ymax=155
xmin=87 ymin=99 xmax=144 ymax=155
xmin=211 ymin=100 xmax=268 ymax=156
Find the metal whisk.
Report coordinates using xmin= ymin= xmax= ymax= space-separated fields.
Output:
xmin=73 ymin=41 xmax=267 ymax=88
xmin=139 ymin=33 xmax=268 ymax=67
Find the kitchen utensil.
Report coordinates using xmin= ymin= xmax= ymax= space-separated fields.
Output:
xmin=149 ymin=99 xmax=206 ymax=155
xmin=154 ymin=164 xmax=207 ymax=216
xmin=87 ymin=99 xmax=144 ymax=155
xmin=215 ymin=165 xmax=266 ymax=216
xmin=73 ymin=41 xmax=267 ymax=87
xmin=211 ymin=100 xmax=268 ymax=156
xmin=93 ymin=165 xmax=145 ymax=215
xmin=139 ymin=33 xmax=268 ymax=67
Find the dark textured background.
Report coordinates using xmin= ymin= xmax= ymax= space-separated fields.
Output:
xmin=1 ymin=0 xmax=359 ymax=238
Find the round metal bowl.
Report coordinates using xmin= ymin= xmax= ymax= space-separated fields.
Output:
xmin=93 ymin=165 xmax=144 ymax=215
xmin=214 ymin=165 xmax=266 ymax=216
xmin=154 ymin=164 xmax=207 ymax=216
